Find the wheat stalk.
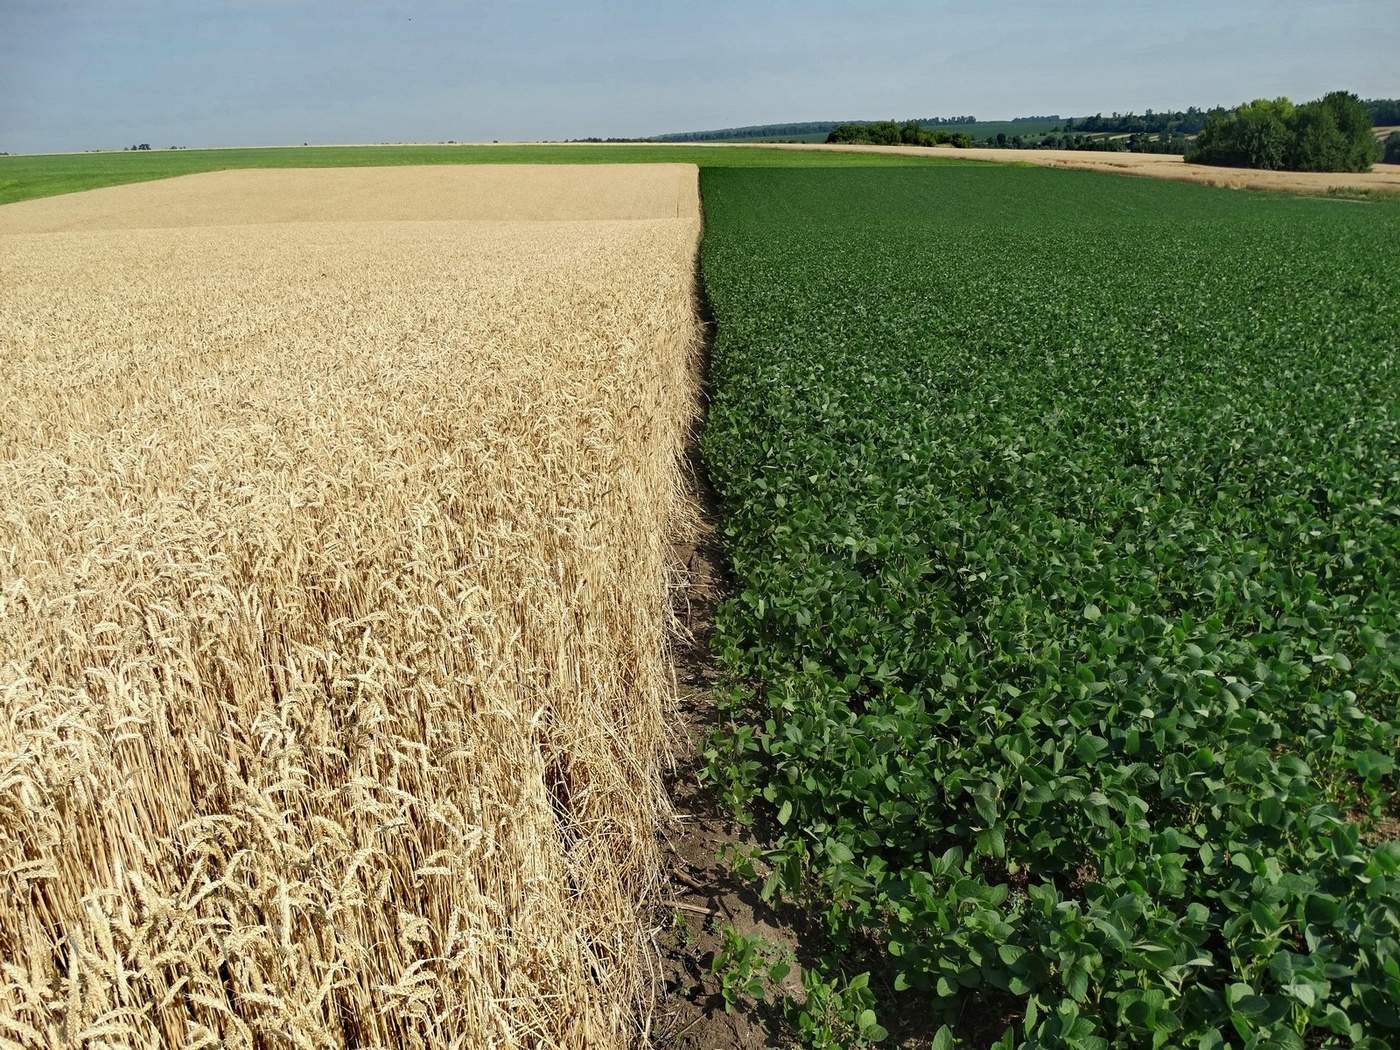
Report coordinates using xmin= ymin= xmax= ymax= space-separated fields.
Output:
xmin=0 ymin=165 xmax=702 ymax=1049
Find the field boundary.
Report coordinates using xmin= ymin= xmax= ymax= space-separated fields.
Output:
xmin=653 ymin=232 xmax=820 ymax=1050
xmin=743 ymin=141 xmax=1400 ymax=197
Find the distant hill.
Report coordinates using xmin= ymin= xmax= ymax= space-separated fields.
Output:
xmin=652 ymin=103 xmax=1398 ymax=143
xmin=652 ymin=121 xmax=849 ymax=142
xmin=652 ymin=116 xmax=1060 ymax=143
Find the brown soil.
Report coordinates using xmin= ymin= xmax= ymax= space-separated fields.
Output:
xmin=651 ymin=526 xmax=803 ymax=1050
xmin=649 ymin=274 xmax=812 ymax=1050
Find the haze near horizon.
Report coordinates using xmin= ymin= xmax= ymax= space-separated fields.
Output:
xmin=2 ymin=0 xmax=1397 ymax=155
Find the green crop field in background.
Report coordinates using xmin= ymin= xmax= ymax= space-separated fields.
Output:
xmin=698 ymin=164 xmax=1400 ymax=1048
xmin=0 ymin=143 xmax=956 ymax=206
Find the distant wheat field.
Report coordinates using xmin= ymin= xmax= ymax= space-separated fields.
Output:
xmin=0 ymin=166 xmax=701 ymax=1048
xmin=765 ymin=142 xmax=1400 ymax=195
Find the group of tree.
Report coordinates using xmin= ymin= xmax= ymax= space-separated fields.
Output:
xmin=1384 ymin=132 xmax=1400 ymax=163
xmin=903 ymin=114 xmax=976 ymax=126
xmin=123 ymin=143 xmax=152 ymax=151
xmin=657 ymin=116 xmax=985 ymax=143
xmin=983 ymin=130 xmax=1188 ymax=155
xmin=821 ymin=120 xmax=1189 ymax=155
xmin=1060 ymin=97 xmax=1397 ymax=138
xmin=653 ymin=97 xmax=1400 ymax=150
xmin=1365 ymin=98 xmax=1400 ymax=125
xmin=826 ymin=120 xmax=973 ymax=148
xmin=1186 ymin=91 xmax=1379 ymax=171
xmin=655 ymin=121 xmax=845 ymax=142
xmin=1065 ymin=107 xmax=1228 ymax=135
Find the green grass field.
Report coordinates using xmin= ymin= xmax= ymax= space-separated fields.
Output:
xmin=0 ymin=143 xmax=953 ymax=206
xmin=698 ymin=164 xmax=1400 ymax=1048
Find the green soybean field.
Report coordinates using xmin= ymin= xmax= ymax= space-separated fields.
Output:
xmin=698 ymin=166 xmax=1400 ymax=1049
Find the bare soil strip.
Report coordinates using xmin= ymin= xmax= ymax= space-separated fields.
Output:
xmin=1 ymin=166 xmax=701 ymax=1049
xmin=652 ymin=286 xmax=790 ymax=1048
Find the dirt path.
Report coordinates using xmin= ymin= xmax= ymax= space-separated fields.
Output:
xmin=649 ymin=265 xmax=812 ymax=1050
xmin=756 ymin=142 xmax=1400 ymax=196
xmin=654 ymin=499 xmax=790 ymax=1050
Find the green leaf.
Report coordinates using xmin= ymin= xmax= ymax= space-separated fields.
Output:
xmin=826 ymin=839 xmax=854 ymax=864
xmin=1066 ymin=963 xmax=1089 ymax=1003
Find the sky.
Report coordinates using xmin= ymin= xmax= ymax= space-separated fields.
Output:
xmin=2 ymin=0 xmax=1397 ymax=154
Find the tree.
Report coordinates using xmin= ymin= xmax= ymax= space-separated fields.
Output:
xmin=1385 ymin=132 xmax=1400 ymax=164
xmin=1235 ymin=98 xmax=1295 ymax=169
xmin=1289 ymin=103 xmax=1345 ymax=171
xmin=1315 ymin=91 xmax=1380 ymax=171
xmin=1366 ymin=98 xmax=1400 ymax=125
xmin=1188 ymin=98 xmax=1293 ymax=168
xmin=1187 ymin=91 xmax=1376 ymax=172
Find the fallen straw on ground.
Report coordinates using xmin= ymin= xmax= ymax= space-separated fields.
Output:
xmin=0 ymin=165 xmax=702 ymax=1048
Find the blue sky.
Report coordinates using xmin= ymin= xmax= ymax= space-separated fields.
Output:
xmin=2 ymin=0 xmax=1396 ymax=154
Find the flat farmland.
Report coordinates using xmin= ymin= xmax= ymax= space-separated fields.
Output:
xmin=0 ymin=145 xmax=941 ymax=207
xmin=0 ymin=166 xmax=701 ymax=1048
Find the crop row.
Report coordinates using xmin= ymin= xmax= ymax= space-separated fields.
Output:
xmin=698 ymin=166 xmax=1400 ymax=1048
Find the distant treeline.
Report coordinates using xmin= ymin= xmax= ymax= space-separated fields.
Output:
xmin=655 ymin=99 xmax=1399 ymax=144
xmin=1065 ymin=98 xmax=1398 ymax=135
xmin=824 ymin=121 xmax=1189 ymax=156
xmin=984 ymin=130 xmax=1189 ymax=155
xmin=826 ymin=121 xmax=973 ymax=148
xmin=1186 ymin=92 xmax=1380 ymax=172
xmin=1065 ymin=108 xmax=1227 ymax=135
xmin=903 ymin=115 xmax=977 ymax=126
xmin=655 ymin=117 xmax=982 ymax=142
xmin=1366 ymin=98 xmax=1400 ymax=125
xmin=655 ymin=121 xmax=846 ymax=142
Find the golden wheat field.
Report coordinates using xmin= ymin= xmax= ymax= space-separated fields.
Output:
xmin=0 ymin=165 xmax=702 ymax=1048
